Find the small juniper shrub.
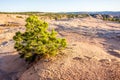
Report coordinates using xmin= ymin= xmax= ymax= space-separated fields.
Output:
xmin=13 ymin=15 xmax=67 ymax=63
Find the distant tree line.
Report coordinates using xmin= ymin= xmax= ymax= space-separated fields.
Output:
xmin=102 ymin=15 xmax=120 ymax=23
xmin=1 ymin=12 xmax=119 ymax=22
xmin=0 ymin=12 xmax=89 ymax=20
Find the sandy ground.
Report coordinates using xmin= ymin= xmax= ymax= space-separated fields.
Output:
xmin=0 ymin=14 xmax=120 ymax=80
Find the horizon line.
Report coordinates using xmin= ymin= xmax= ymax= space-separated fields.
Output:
xmin=0 ymin=11 xmax=120 ymax=13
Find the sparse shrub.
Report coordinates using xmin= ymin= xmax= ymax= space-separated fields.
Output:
xmin=80 ymin=14 xmax=89 ymax=18
xmin=67 ymin=14 xmax=75 ymax=18
xmin=16 ymin=16 xmax=23 ymax=18
xmin=102 ymin=15 xmax=120 ymax=23
xmin=13 ymin=15 xmax=67 ymax=62
xmin=54 ymin=17 xmax=58 ymax=20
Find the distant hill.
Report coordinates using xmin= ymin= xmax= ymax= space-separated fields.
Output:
xmin=0 ymin=11 xmax=120 ymax=17
xmin=89 ymin=11 xmax=120 ymax=17
xmin=65 ymin=11 xmax=120 ymax=17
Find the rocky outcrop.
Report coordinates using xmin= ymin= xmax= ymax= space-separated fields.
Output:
xmin=92 ymin=14 xmax=103 ymax=19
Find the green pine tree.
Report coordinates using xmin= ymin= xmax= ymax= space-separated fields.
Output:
xmin=13 ymin=15 xmax=67 ymax=62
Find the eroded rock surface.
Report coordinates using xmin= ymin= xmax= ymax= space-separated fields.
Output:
xmin=0 ymin=15 xmax=120 ymax=80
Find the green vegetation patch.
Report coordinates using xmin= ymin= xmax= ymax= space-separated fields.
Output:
xmin=13 ymin=15 xmax=67 ymax=63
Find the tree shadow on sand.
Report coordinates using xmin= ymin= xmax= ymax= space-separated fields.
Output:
xmin=0 ymin=51 xmax=28 ymax=80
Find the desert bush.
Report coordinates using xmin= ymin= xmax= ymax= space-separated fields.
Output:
xmin=102 ymin=15 xmax=120 ymax=23
xmin=80 ymin=14 xmax=89 ymax=18
xmin=16 ymin=16 xmax=23 ymax=18
xmin=13 ymin=15 xmax=67 ymax=62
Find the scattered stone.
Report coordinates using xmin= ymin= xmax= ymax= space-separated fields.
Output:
xmin=91 ymin=56 xmax=99 ymax=60
xmin=84 ymin=56 xmax=92 ymax=60
xmin=72 ymin=44 xmax=77 ymax=46
xmin=1 ymin=41 xmax=8 ymax=46
xmin=111 ymin=59 xmax=118 ymax=62
xmin=99 ymin=59 xmax=111 ymax=63
xmin=73 ymin=57 xmax=82 ymax=60
xmin=44 ymin=59 xmax=50 ymax=62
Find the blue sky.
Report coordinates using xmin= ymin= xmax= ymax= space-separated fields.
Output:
xmin=0 ymin=0 xmax=120 ymax=12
